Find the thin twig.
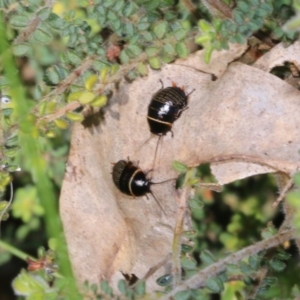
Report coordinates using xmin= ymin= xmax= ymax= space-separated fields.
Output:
xmin=0 ymin=181 xmax=14 ymax=238
xmin=202 ymin=0 xmax=233 ymax=19
xmin=201 ymin=153 xmax=300 ymax=175
xmin=42 ymin=55 xmax=98 ymax=101
xmin=246 ymin=266 xmax=268 ymax=300
xmin=272 ymin=176 xmax=294 ymax=208
xmin=159 ymin=228 xmax=294 ymax=300
xmin=172 ymin=186 xmax=190 ymax=286
xmin=43 ymin=101 xmax=81 ymax=123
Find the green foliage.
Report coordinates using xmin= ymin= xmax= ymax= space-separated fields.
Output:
xmin=196 ymin=0 xmax=295 ymax=62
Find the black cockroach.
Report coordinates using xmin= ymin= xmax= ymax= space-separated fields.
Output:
xmin=147 ymin=81 xmax=190 ymax=137
xmin=146 ymin=81 xmax=194 ymax=175
xmin=112 ymin=159 xmax=174 ymax=214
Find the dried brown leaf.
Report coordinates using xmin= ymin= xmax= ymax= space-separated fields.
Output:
xmin=60 ymin=44 xmax=300 ymax=292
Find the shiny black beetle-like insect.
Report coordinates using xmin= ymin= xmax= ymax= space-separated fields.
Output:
xmin=112 ymin=159 xmax=171 ymax=213
xmin=147 ymin=81 xmax=189 ymax=136
xmin=112 ymin=159 xmax=151 ymax=197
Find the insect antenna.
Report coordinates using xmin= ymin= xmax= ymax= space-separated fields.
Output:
xmin=151 ymin=178 xmax=177 ymax=185
xmin=149 ymin=135 xmax=162 ymax=179
xmin=149 ymin=190 xmax=166 ymax=216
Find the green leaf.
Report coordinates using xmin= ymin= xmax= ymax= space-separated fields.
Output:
xmin=46 ymin=66 xmax=60 ymax=85
xmin=181 ymin=244 xmax=193 ymax=253
xmin=137 ymin=62 xmax=148 ymax=76
xmin=163 ymin=43 xmax=175 ymax=55
xmin=78 ymin=92 xmax=96 ymax=104
xmin=12 ymin=270 xmax=50 ymax=296
xmin=249 ymin=254 xmax=260 ymax=269
xmin=148 ymin=57 xmax=161 ymax=69
xmin=146 ymin=46 xmax=159 ymax=57
xmin=4 ymin=147 xmax=20 ymax=158
xmin=2 ymin=108 xmax=13 ymax=117
xmin=240 ymin=261 xmax=253 ymax=275
xmin=135 ymin=281 xmax=145 ymax=295
xmin=156 ymin=274 xmax=172 ymax=286
xmin=12 ymin=43 xmax=30 ymax=56
xmin=137 ymin=22 xmax=150 ymax=31
xmin=255 ymin=8 xmax=269 ymax=17
xmin=103 ymin=0 xmax=116 ymax=7
xmin=100 ymin=280 xmax=113 ymax=295
xmin=91 ymin=95 xmax=108 ymax=108
xmin=144 ymin=0 xmax=160 ymax=11
xmin=107 ymin=10 xmax=117 ymax=20
xmin=9 ymin=15 xmax=29 ymax=28
xmin=226 ymin=263 xmax=241 ymax=276
xmin=233 ymin=10 xmax=244 ymax=25
xmin=126 ymin=45 xmax=142 ymax=57
xmin=120 ymin=50 xmax=129 ymax=63
xmin=269 ymin=259 xmax=286 ymax=272
xmin=112 ymin=0 xmax=125 ymax=11
xmin=123 ymin=23 xmax=135 ymax=37
xmin=117 ymin=279 xmax=127 ymax=295
xmin=172 ymin=161 xmax=188 ymax=173
xmin=181 ymin=256 xmax=197 ymax=270
xmin=174 ymin=28 xmax=188 ymax=40
xmin=66 ymin=112 xmax=84 ymax=122
xmin=199 ymin=20 xmax=213 ymax=33
xmin=5 ymin=135 xmax=18 ymax=147
xmin=153 ymin=21 xmax=167 ymax=39
xmin=237 ymin=1 xmax=250 ymax=13
xmin=235 ymin=33 xmax=246 ymax=44
xmin=275 ymin=250 xmax=291 ymax=261
xmin=66 ymin=50 xmax=82 ymax=65
xmin=47 ymin=13 xmax=64 ymax=30
xmin=33 ymin=28 xmax=53 ymax=44
xmin=189 ymin=198 xmax=203 ymax=210
xmin=200 ymin=250 xmax=216 ymax=265
xmin=54 ymin=119 xmax=69 ymax=129
xmin=175 ymin=42 xmax=189 ymax=58
xmin=12 ymin=186 xmax=44 ymax=222
xmin=206 ymin=277 xmax=224 ymax=293
xmin=174 ymin=290 xmax=192 ymax=300
xmin=123 ymin=2 xmax=137 ymax=17
xmin=37 ymin=7 xmax=51 ymax=20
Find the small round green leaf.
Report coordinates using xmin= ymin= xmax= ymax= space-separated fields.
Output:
xmin=66 ymin=50 xmax=82 ymax=65
xmin=37 ymin=7 xmax=51 ymax=20
xmin=206 ymin=277 xmax=224 ymax=293
xmin=2 ymin=108 xmax=13 ymax=117
xmin=144 ymin=0 xmax=160 ymax=11
xmin=117 ymin=279 xmax=127 ymax=295
xmin=123 ymin=2 xmax=137 ymax=17
xmin=172 ymin=160 xmax=188 ymax=173
xmin=33 ymin=28 xmax=53 ymax=44
xmin=120 ymin=50 xmax=129 ymax=63
xmin=200 ymin=250 xmax=216 ymax=265
xmin=137 ymin=62 xmax=148 ymax=76
xmin=9 ymin=15 xmax=29 ymax=28
xmin=126 ymin=45 xmax=142 ymax=57
xmin=148 ymin=57 xmax=161 ymax=69
xmin=146 ymin=47 xmax=159 ymax=57
xmin=153 ymin=21 xmax=167 ymax=39
xmin=269 ymin=259 xmax=286 ymax=272
xmin=135 ymin=280 xmax=145 ymax=295
xmin=174 ymin=28 xmax=188 ymax=40
xmin=12 ymin=44 xmax=30 ymax=56
xmin=175 ymin=42 xmax=189 ymax=58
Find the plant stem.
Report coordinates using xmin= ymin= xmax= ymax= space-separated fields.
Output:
xmin=159 ymin=228 xmax=295 ymax=299
xmin=0 ymin=240 xmax=35 ymax=261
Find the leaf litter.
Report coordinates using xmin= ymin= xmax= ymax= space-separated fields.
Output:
xmin=60 ymin=42 xmax=300 ymax=291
